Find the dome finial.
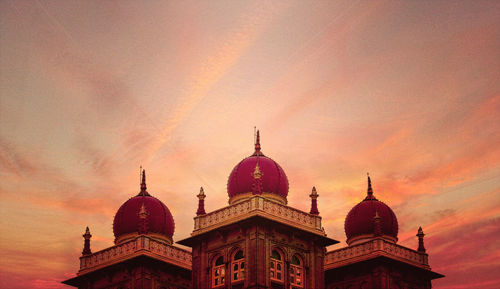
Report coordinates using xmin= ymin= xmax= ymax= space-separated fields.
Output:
xmin=365 ymin=172 xmax=376 ymax=200
xmin=141 ymin=169 xmax=147 ymax=191
xmin=139 ymin=169 xmax=150 ymax=196
xmin=254 ymin=129 xmax=261 ymax=154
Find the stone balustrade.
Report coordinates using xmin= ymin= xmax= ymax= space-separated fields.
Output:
xmin=325 ymin=238 xmax=429 ymax=270
xmin=192 ymin=196 xmax=324 ymax=236
xmin=79 ymin=235 xmax=192 ymax=274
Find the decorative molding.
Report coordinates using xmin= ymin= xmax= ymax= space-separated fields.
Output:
xmin=324 ymin=238 xmax=430 ymax=270
xmin=78 ymin=235 xmax=192 ymax=275
xmin=192 ymin=196 xmax=325 ymax=237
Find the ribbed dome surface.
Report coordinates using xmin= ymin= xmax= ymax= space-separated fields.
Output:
xmin=344 ymin=176 xmax=398 ymax=243
xmin=112 ymin=170 xmax=175 ymax=243
xmin=227 ymin=154 xmax=289 ymax=198
xmin=113 ymin=195 xmax=175 ymax=240
xmin=344 ymin=199 xmax=398 ymax=239
xmin=227 ymin=131 xmax=288 ymax=202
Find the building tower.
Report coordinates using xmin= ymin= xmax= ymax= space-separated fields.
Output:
xmin=324 ymin=175 xmax=444 ymax=289
xmin=63 ymin=170 xmax=192 ymax=289
xmin=179 ymin=131 xmax=339 ymax=289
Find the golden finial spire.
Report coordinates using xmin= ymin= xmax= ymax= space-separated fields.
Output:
xmin=253 ymin=163 xmax=262 ymax=179
xmin=138 ymin=203 xmax=148 ymax=219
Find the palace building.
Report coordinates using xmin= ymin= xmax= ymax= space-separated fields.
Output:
xmin=63 ymin=131 xmax=443 ymax=289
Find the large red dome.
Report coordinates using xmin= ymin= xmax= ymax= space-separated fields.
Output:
xmin=344 ymin=176 xmax=398 ymax=245
xmin=227 ymin=131 xmax=289 ymax=204
xmin=113 ymin=171 xmax=175 ymax=244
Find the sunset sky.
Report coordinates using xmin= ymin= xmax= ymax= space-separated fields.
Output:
xmin=1 ymin=1 xmax=499 ymax=288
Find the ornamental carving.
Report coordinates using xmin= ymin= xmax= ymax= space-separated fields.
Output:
xmin=193 ymin=196 xmax=324 ymax=236
xmin=79 ymin=236 xmax=192 ymax=274
xmin=325 ymin=238 xmax=430 ymax=270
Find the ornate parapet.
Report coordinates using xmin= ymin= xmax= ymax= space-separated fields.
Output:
xmin=324 ymin=238 xmax=430 ymax=270
xmin=78 ymin=235 xmax=192 ymax=275
xmin=192 ymin=196 xmax=324 ymax=236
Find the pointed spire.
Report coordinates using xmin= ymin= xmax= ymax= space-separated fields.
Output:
xmin=309 ymin=186 xmax=319 ymax=215
xmin=255 ymin=130 xmax=261 ymax=151
xmin=138 ymin=169 xmax=150 ymax=196
xmin=417 ymin=226 xmax=426 ymax=253
xmin=374 ymin=211 xmax=382 ymax=236
xmin=196 ymin=187 xmax=206 ymax=215
xmin=252 ymin=129 xmax=264 ymax=156
xmin=141 ymin=169 xmax=147 ymax=191
xmin=367 ymin=172 xmax=373 ymax=195
xmin=365 ymin=173 xmax=376 ymax=200
xmin=82 ymin=226 xmax=92 ymax=256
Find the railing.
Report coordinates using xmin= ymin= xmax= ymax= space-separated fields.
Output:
xmin=192 ymin=196 xmax=324 ymax=236
xmin=79 ymin=235 xmax=192 ymax=274
xmin=324 ymin=238 xmax=429 ymax=269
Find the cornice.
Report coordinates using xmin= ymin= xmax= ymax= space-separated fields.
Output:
xmin=324 ymin=238 xmax=430 ymax=271
xmin=191 ymin=196 xmax=325 ymax=237
xmin=78 ymin=235 xmax=192 ymax=276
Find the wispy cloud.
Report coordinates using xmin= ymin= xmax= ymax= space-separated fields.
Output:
xmin=1 ymin=1 xmax=499 ymax=289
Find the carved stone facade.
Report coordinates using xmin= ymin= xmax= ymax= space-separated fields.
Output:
xmin=324 ymin=238 xmax=442 ymax=289
xmin=325 ymin=258 xmax=436 ymax=289
xmin=63 ymin=134 xmax=444 ymax=289
xmin=179 ymin=196 xmax=337 ymax=289
xmin=63 ymin=236 xmax=192 ymax=289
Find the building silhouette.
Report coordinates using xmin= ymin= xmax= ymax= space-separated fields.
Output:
xmin=63 ymin=131 xmax=443 ymax=289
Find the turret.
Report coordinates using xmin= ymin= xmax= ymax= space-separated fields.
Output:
xmin=82 ymin=227 xmax=92 ymax=256
xmin=417 ymin=226 xmax=426 ymax=253
xmin=309 ymin=186 xmax=319 ymax=215
xmin=196 ymin=187 xmax=206 ymax=215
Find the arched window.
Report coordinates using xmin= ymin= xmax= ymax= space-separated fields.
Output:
xmin=231 ymin=250 xmax=245 ymax=282
xmin=270 ymin=249 xmax=284 ymax=282
xmin=290 ymin=255 xmax=304 ymax=287
xmin=212 ymin=256 xmax=225 ymax=288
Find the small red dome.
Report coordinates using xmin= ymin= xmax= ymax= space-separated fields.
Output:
xmin=227 ymin=131 xmax=289 ymax=203
xmin=113 ymin=171 xmax=175 ymax=244
xmin=344 ymin=176 xmax=398 ymax=244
